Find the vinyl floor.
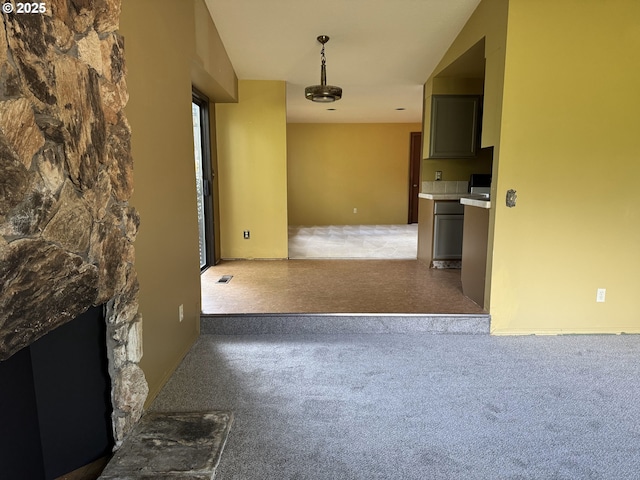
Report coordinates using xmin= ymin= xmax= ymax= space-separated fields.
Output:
xmin=202 ymin=225 xmax=483 ymax=315
xmin=201 ymin=259 xmax=484 ymax=315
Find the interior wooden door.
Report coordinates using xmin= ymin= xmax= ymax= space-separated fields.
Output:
xmin=408 ymin=132 xmax=422 ymax=223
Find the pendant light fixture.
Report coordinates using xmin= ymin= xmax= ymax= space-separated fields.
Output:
xmin=305 ymin=35 xmax=342 ymax=103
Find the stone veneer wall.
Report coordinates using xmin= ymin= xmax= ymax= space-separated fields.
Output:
xmin=0 ymin=0 xmax=147 ymax=446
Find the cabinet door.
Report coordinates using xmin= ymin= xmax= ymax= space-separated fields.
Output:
xmin=433 ymin=214 xmax=464 ymax=259
xmin=429 ymin=95 xmax=480 ymax=158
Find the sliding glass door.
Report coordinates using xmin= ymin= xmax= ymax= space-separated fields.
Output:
xmin=192 ymin=91 xmax=214 ymax=270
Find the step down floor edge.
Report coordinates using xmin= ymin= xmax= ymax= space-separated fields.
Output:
xmin=201 ymin=313 xmax=490 ymax=335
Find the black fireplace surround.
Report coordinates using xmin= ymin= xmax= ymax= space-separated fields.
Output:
xmin=0 ymin=306 xmax=114 ymax=479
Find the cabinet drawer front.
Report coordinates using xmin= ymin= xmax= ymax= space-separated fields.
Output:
xmin=434 ymin=201 xmax=464 ymax=215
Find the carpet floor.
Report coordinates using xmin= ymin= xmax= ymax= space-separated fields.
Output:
xmin=151 ymin=333 xmax=640 ymax=479
xmin=288 ymin=224 xmax=418 ymax=259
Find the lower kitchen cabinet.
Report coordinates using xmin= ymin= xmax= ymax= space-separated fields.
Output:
xmin=417 ymin=198 xmax=464 ymax=267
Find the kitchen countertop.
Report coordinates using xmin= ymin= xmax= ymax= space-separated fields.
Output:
xmin=460 ymin=196 xmax=491 ymax=209
xmin=418 ymin=193 xmax=469 ymax=201
xmin=419 ymin=192 xmax=491 ymax=209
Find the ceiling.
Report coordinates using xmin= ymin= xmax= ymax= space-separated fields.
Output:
xmin=204 ymin=0 xmax=482 ymax=124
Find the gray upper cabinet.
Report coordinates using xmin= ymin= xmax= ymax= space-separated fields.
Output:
xmin=429 ymin=95 xmax=481 ymax=158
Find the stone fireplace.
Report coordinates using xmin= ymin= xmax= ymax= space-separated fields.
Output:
xmin=0 ymin=0 xmax=147 ymax=451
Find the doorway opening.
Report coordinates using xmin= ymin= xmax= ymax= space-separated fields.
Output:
xmin=287 ymin=131 xmax=421 ymax=259
xmin=192 ymin=90 xmax=215 ymax=271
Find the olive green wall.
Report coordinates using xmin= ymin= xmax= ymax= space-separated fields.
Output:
xmin=429 ymin=0 xmax=640 ymax=333
xmin=216 ymin=80 xmax=289 ymax=259
xmin=287 ymin=123 xmax=421 ymax=226
xmin=120 ymin=0 xmax=237 ymax=403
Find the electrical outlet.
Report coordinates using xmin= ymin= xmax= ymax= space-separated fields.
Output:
xmin=353 ymin=208 xmax=358 ymax=214
xmin=243 ymin=230 xmax=250 ymax=239
xmin=435 ymin=171 xmax=442 ymax=181
xmin=596 ymin=288 xmax=606 ymax=303
xmin=178 ymin=304 xmax=184 ymax=322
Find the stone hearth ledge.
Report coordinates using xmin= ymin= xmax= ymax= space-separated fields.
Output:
xmin=99 ymin=411 xmax=234 ymax=480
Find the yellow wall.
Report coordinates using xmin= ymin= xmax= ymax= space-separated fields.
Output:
xmin=422 ymin=0 xmax=508 ymax=314
xmin=192 ymin=0 xmax=237 ymax=102
xmin=422 ymin=149 xmax=493 ymax=183
xmin=120 ymin=0 xmax=237 ymax=403
xmin=421 ymin=0 xmax=508 ymax=186
xmin=216 ymin=80 xmax=289 ymax=259
xmin=431 ymin=0 xmax=640 ymax=333
xmin=489 ymin=0 xmax=640 ymax=333
xmin=287 ymin=123 xmax=421 ymax=225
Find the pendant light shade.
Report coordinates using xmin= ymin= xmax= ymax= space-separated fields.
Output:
xmin=305 ymin=35 xmax=342 ymax=103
